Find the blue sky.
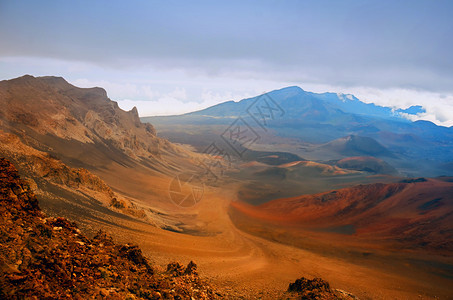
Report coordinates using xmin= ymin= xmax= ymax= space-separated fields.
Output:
xmin=1 ymin=0 xmax=452 ymax=125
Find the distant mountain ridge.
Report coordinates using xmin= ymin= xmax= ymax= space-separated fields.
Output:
xmin=182 ymin=86 xmax=428 ymax=123
xmin=143 ymin=86 xmax=453 ymax=176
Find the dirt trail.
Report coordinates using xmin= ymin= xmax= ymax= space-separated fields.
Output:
xmin=75 ymin=185 xmax=452 ymax=300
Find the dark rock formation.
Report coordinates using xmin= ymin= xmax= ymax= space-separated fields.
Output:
xmin=287 ymin=277 xmax=341 ymax=299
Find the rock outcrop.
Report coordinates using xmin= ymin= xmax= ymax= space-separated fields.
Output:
xmin=0 ymin=158 xmax=218 ymax=299
xmin=287 ymin=277 xmax=356 ymax=300
xmin=0 ymin=75 xmax=170 ymax=161
xmin=0 ymin=131 xmax=143 ymax=218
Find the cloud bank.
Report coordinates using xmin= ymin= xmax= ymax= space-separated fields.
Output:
xmin=0 ymin=1 xmax=452 ymax=126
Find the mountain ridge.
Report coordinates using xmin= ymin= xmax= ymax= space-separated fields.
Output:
xmin=0 ymin=75 xmax=219 ymax=235
xmin=143 ymin=85 xmax=453 ymax=176
xmin=168 ymin=85 xmax=431 ymax=125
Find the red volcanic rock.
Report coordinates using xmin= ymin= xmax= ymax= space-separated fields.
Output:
xmin=0 ymin=158 xmax=218 ymax=299
xmin=0 ymin=157 xmax=41 ymax=213
xmin=184 ymin=261 xmax=198 ymax=276
xmin=288 ymin=277 xmax=342 ymax=299
xmin=167 ymin=261 xmax=186 ymax=276
xmin=166 ymin=261 xmax=198 ymax=277
xmin=232 ymin=178 xmax=453 ymax=253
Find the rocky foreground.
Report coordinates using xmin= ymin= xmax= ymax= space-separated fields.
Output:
xmin=0 ymin=158 xmax=218 ymax=299
xmin=0 ymin=157 xmax=346 ymax=299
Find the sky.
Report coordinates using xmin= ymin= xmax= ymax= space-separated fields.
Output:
xmin=1 ymin=0 xmax=452 ymax=126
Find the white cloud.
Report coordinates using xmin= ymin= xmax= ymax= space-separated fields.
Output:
xmin=117 ymin=89 xmax=256 ymax=116
xmin=142 ymin=86 xmax=160 ymax=100
xmin=348 ymin=88 xmax=453 ymax=127
xmin=167 ymin=87 xmax=187 ymax=101
xmin=1 ymin=56 xmax=451 ymax=126
xmin=298 ymin=83 xmax=453 ymax=127
xmin=117 ymin=98 xmax=207 ymax=116
xmin=201 ymin=90 xmax=254 ymax=104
